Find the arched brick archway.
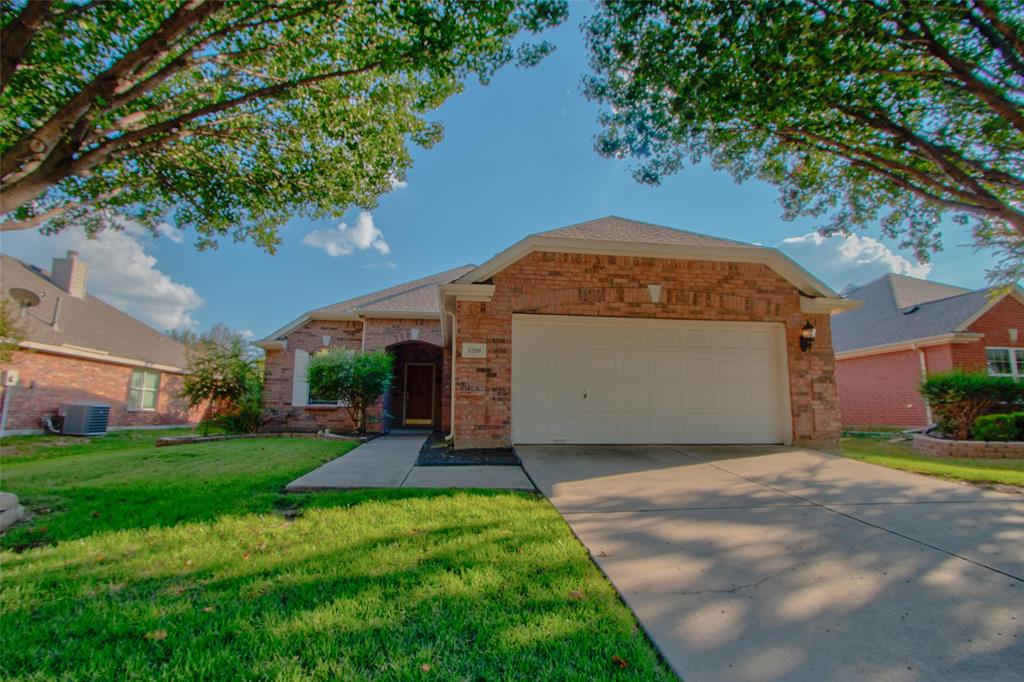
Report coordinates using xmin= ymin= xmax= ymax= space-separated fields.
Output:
xmin=386 ymin=340 xmax=443 ymax=430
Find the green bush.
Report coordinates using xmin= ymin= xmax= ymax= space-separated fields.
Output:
xmin=180 ymin=326 xmax=264 ymax=433
xmin=920 ymin=370 xmax=1023 ymax=440
xmin=308 ymin=349 xmax=393 ymax=432
xmin=972 ymin=412 xmax=1024 ymax=442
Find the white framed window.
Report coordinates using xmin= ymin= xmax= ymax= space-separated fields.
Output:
xmin=986 ymin=347 xmax=1024 ymax=380
xmin=128 ymin=369 xmax=160 ymax=410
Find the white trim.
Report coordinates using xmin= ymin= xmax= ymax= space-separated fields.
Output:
xmin=834 ymin=332 xmax=984 ymax=360
xmin=403 ymin=362 xmax=436 ymax=425
xmin=18 ymin=341 xmax=186 ymax=374
xmin=438 ymin=283 xmax=496 ymax=302
xmin=912 ymin=344 xmax=933 ymax=424
xmin=510 ymin=314 xmax=793 ymax=445
xmin=801 ymin=296 xmax=862 ymax=314
xmin=353 ymin=310 xmax=442 ymax=319
xmin=292 ymin=349 xmax=309 ymax=406
xmin=453 ymin=235 xmax=844 ymax=300
xmin=955 ymin=286 xmax=1024 ymax=331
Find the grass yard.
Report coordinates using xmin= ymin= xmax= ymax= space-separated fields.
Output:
xmin=842 ymin=435 xmax=1024 ymax=488
xmin=0 ymin=431 xmax=671 ymax=681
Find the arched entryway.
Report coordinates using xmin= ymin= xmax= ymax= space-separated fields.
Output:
xmin=386 ymin=340 xmax=443 ymax=430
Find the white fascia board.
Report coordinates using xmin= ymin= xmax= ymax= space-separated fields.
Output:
xmin=438 ymin=283 xmax=496 ymax=301
xmin=955 ymin=286 xmax=1024 ymax=331
xmin=453 ymin=236 xmax=840 ymax=299
xmin=801 ymin=296 xmax=863 ymax=314
xmin=352 ymin=310 xmax=442 ymax=320
xmin=19 ymin=341 xmax=187 ymax=374
xmin=834 ymin=332 xmax=984 ymax=360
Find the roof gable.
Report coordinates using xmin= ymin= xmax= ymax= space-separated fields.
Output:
xmin=257 ymin=264 xmax=474 ymax=345
xmin=537 ymin=216 xmax=748 ymax=248
xmin=453 ymin=215 xmax=847 ymax=300
xmin=0 ymin=254 xmax=188 ymax=370
xmin=887 ymin=274 xmax=970 ymax=309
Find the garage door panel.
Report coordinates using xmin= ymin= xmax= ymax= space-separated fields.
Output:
xmin=513 ymin=316 xmax=787 ymax=445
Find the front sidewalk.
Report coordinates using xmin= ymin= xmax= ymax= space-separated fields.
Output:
xmin=285 ymin=434 xmax=534 ymax=491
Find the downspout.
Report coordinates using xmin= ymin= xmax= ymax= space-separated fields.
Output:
xmin=913 ymin=343 xmax=933 ymax=424
xmin=443 ymin=308 xmax=457 ymax=442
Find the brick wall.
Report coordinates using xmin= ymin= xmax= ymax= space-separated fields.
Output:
xmin=261 ymin=319 xmax=363 ymax=432
xmin=452 ymin=251 xmax=840 ymax=449
xmin=261 ymin=317 xmax=443 ymax=432
xmin=954 ymin=296 xmax=1024 ymax=370
xmin=835 ymin=349 xmax=930 ymax=428
xmin=0 ymin=350 xmax=198 ymax=432
xmin=362 ymin=318 xmax=442 ymax=351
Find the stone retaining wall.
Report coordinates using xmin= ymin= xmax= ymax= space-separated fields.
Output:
xmin=913 ymin=433 xmax=1024 ymax=459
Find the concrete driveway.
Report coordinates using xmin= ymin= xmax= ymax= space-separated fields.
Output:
xmin=517 ymin=444 xmax=1024 ymax=682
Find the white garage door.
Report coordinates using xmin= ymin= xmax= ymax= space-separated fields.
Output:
xmin=512 ymin=315 xmax=790 ymax=445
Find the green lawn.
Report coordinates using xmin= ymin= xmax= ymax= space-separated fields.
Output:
xmin=842 ymin=435 xmax=1024 ymax=487
xmin=0 ymin=431 xmax=670 ymax=681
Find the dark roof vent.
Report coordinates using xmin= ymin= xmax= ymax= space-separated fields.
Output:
xmin=902 ymin=305 xmax=920 ymax=315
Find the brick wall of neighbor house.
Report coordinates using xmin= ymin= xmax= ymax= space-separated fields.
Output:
xmin=261 ymin=319 xmax=363 ymax=431
xmin=953 ymin=296 xmax=1024 ymax=370
xmin=0 ymin=350 xmax=197 ymax=432
xmin=835 ymin=350 xmax=930 ymax=428
xmin=453 ymin=252 xmax=840 ymax=450
xmin=835 ymin=297 xmax=1024 ymax=429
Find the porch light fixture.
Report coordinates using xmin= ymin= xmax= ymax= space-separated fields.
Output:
xmin=799 ymin=321 xmax=816 ymax=352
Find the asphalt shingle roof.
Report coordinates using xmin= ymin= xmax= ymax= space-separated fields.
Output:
xmin=537 ymin=215 xmax=751 ymax=248
xmin=832 ymin=274 xmax=993 ymax=353
xmin=0 ymin=254 xmax=188 ymax=368
xmin=305 ymin=265 xmax=474 ymax=318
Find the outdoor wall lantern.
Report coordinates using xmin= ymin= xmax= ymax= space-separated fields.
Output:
xmin=799 ymin=321 xmax=816 ymax=352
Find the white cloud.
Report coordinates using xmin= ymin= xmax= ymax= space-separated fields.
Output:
xmin=778 ymin=231 xmax=932 ymax=289
xmin=238 ymin=328 xmax=254 ymax=339
xmin=389 ymin=175 xmax=408 ymax=190
xmin=1 ymin=223 xmax=203 ymax=330
xmin=156 ymin=222 xmax=184 ymax=243
xmin=302 ymin=211 xmax=391 ymax=257
xmin=362 ymin=260 xmax=398 ymax=270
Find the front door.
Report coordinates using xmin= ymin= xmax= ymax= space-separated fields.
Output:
xmin=404 ymin=364 xmax=434 ymax=426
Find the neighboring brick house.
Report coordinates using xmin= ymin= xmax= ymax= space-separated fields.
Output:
xmin=832 ymin=274 xmax=1024 ymax=429
xmin=0 ymin=251 xmax=200 ymax=434
xmin=257 ymin=216 xmax=858 ymax=450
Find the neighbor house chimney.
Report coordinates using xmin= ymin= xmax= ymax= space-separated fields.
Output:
xmin=51 ymin=250 xmax=88 ymax=298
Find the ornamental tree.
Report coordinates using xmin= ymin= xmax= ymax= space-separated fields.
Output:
xmin=0 ymin=0 xmax=566 ymax=250
xmin=584 ymin=1 xmax=1024 ymax=283
xmin=307 ymin=349 xmax=393 ymax=433
xmin=180 ymin=324 xmax=263 ymax=432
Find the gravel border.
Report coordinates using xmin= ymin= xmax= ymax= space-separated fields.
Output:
xmin=416 ymin=432 xmax=521 ymax=466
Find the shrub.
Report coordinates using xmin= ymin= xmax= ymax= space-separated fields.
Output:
xmin=920 ymin=370 xmax=1023 ymax=440
xmin=180 ymin=326 xmax=264 ymax=433
xmin=972 ymin=412 xmax=1024 ymax=442
xmin=308 ymin=349 xmax=393 ymax=432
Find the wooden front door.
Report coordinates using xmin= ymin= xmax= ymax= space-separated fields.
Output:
xmin=404 ymin=364 xmax=434 ymax=426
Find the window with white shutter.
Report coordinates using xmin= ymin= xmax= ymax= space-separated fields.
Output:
xmin=292 ymin=349 xmax=309 ymax=406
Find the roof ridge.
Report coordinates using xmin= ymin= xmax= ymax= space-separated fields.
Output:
xmin=311 ymin=264 xmax=475 ymax=315
xmin=537 ymin=215 xmax=754 ymax=247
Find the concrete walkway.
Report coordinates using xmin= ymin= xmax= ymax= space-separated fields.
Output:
xmin=286 ymin=434 xmax=534 ymax=491
xmin=519 ymin=444 xmax=1024 ymax=682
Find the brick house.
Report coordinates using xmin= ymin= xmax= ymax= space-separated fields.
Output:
xmin=257 ymin=217 xmax=858 ymax=450
xmin=833 ymin=274 xmax=1024 ymax=429
xmin=0 ymin=251 xmax=200 ymax=434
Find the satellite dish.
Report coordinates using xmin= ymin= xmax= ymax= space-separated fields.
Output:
xmin=9 ymin=287 xmax=42 ymax=309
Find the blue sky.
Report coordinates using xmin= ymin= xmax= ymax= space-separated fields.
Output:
xmin=0 ymin=6 xmax=989 ymax=337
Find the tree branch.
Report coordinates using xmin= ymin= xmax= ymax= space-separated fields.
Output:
xmin=0 ymin=188 xmax=124 ymax=232
xmin=1 ymin=0 xmax=54 ymax=92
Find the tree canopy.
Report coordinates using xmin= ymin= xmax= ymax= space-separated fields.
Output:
xmin=585 ymin=1 xmax=1024 ymax=283
xmin=0 ymin=0 xmax=566 ymax=250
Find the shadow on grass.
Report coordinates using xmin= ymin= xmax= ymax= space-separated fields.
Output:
xmin=1 ymin=489 xmax=672 ymax=680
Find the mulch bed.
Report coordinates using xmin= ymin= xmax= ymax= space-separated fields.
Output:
xmin=416 ymin=432 xmax=521 ymax=466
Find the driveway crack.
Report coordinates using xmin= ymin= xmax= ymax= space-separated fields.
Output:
xmin=666 ymin=560 xmax=813 ymax=596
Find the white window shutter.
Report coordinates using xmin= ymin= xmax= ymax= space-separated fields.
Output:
xmin=292 ymin=349 xmax=309 ymax=406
